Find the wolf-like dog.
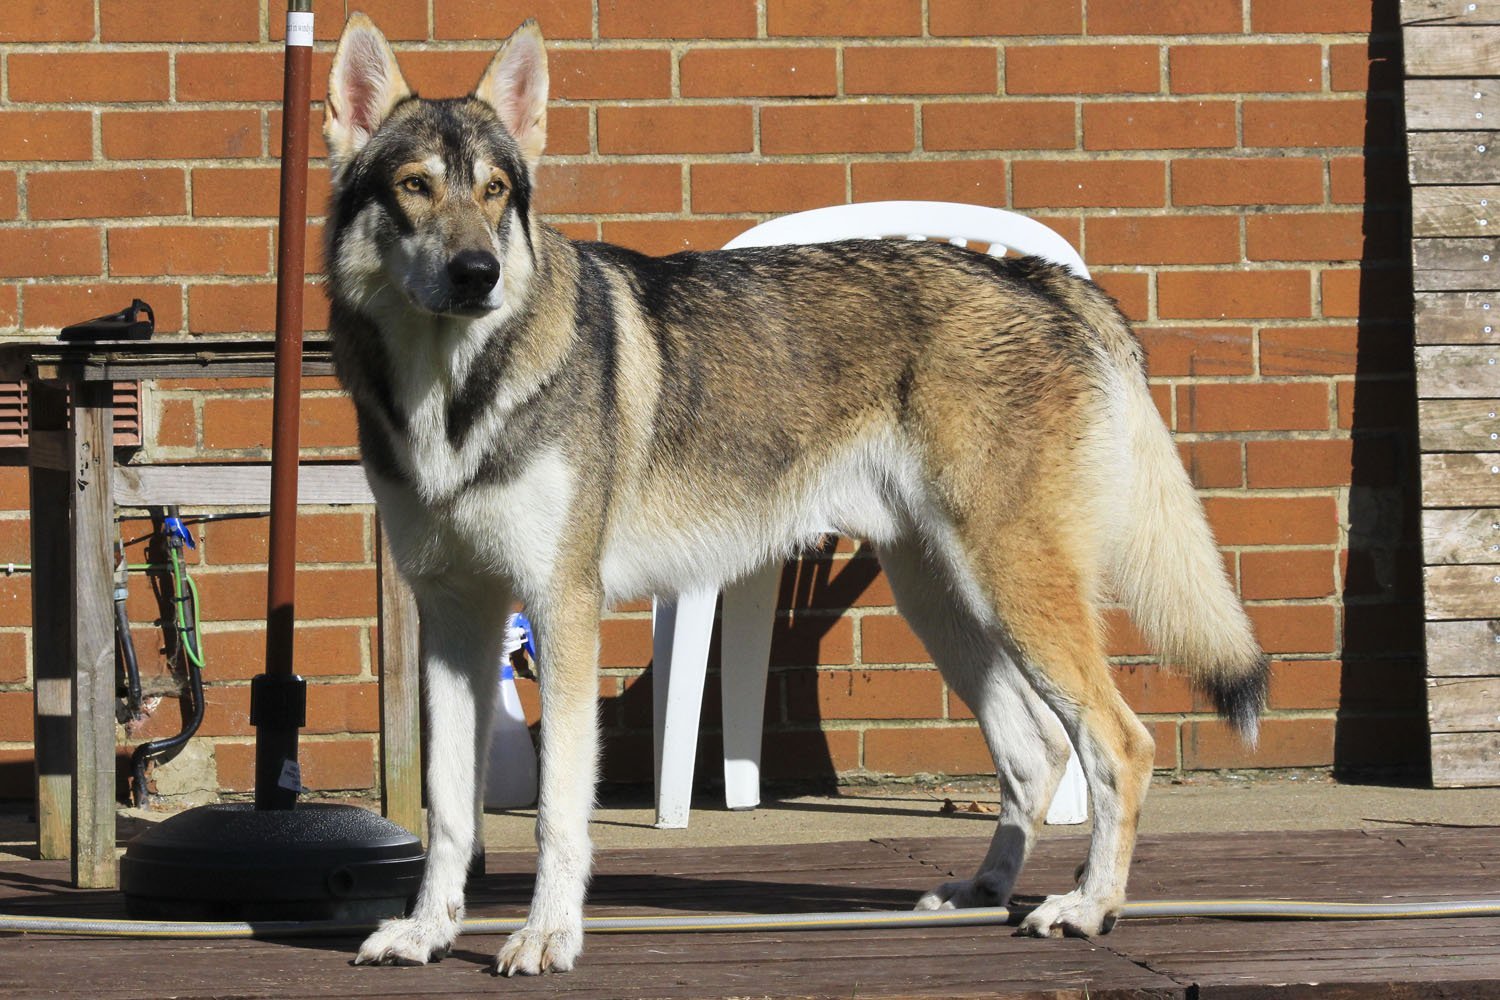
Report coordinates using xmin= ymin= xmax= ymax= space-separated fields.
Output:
xmin=323 ymin=13 xmax=1268 ymax=976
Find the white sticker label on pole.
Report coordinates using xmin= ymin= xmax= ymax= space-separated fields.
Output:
xmin=278 ymin=758 xmax=303 ymax=792
xmin=287 ymin=11 xmax=315 ymax=48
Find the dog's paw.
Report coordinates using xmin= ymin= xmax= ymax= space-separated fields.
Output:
xmin=1016 ymin=891 xmax=1119 ymax=939
xmin=495 ymin=921 xmax=583 ymax=976
xmin=914 ymin=874 xmax=1009 ymax=911
xmin=354 ymin=914 xmax=458 ymax=966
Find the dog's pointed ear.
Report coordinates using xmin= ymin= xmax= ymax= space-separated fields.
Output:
xmin=475 ymin=20 xmax=549 ymax=172
xmin=325 ymin=12 xmax=412 ymax=166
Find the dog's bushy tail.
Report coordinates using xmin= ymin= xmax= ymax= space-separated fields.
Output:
xmin=1059 ymin=280 xmax=1268 ymax=742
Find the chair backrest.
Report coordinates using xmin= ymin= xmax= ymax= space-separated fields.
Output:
xmin=722 ymin=200 xmax=1089 ymax=279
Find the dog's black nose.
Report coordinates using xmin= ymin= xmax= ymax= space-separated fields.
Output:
xmin=447 ymin=250 xmax=501 ymax=300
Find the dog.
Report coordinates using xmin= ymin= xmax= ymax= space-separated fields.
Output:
xmin=322 ymin=13 xmax=1268 ymax=976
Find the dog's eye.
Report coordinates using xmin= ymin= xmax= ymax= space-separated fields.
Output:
xmin=399 ymin=176 xmax=429 ymax=196
xmin=485 ymin=178 xmax=507 ymax=198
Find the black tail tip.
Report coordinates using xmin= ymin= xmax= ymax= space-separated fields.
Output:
xmin=1204 ymin=656 xmax=1270 ymax=745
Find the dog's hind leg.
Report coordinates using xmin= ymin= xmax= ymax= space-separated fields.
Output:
xmin=496 ymin=576 xmax=602 ymax=976
xmin=357 ymin=574 xmax=509 ymax=966
xmin=879 ymin=537 xmax=1071 ymax=912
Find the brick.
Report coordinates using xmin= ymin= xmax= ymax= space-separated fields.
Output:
xmin=103 ymin=111 xmax=261 ymax=160
xmin=1330 ymin=41 xmax=1397 ymax=93
xmin=109 ymin=226 xmax=269 ymax=278
xmin=0 ymin=173 xmax=15 ymax=220
xmin=155 ymin=398 xmax=197 ymax=449
xmin=600 ymin=0 xmax=757 ymax=38
xmin=599 ymin=618 xmax=652 ymax=668
xmin=205 ymin=512 xmax=368 ymax=566
xmin=1247 ymin=604 xmax=1337 ymax=655
xmin=0 ymin=575 xmax=28 ymax=627
xmin=679 ymin=48 xmax=838 ymax=99
xmin=204 ymin=625 xmax=366 ymax=680
xmin=1251 ymin=0 xmax=1376 ymax=33
xmin=268 ymin=107 xmax=329 ymax=161
xmin=0 ymin=228 xmax=100 ymax=279
xmin=0 ymin=112 xmax=93 ymax=162
xmin=598 ymin=105 xmax=753 ymax=155
xmin=1337 ymin=379 xmax=1416 ymax=432
xmin=863 ymin=725 xmax=991 ymax=775
xmin=1267 ymin=659 xmax=1341 ymax=710
xmin=192 ymin=167 xmax=331 ymax=220
xmin=437 ymin=0 xmax=593 ymax=40
xmin=922 ymin=101 xmax=1076 ymax=151
xmin=1088 ymin=217 xmax=1240 ymax=266
xmin=188 ymin=282 xmax=329 ymax=336
xmin=781 ymin=555 xmax=895 ymax=611
xmin=1203 ymin=496 xmax=1339 ymax=546
xmin=286 ymin=738 xmax=374 ymax=791
xmin=1013 ymin=160 xmax=1165 ymax=208
xmin=9 ymin=52 xmax=169 ymax=103
xmin=762 ymin=104 xmax=914 ymax=155
xmin=931 ymin=0 xmax=1082 ymax=36
xmin=1183 ymin=717 xmax=1334 ymax=769
xmin=392 ymin=50 xmax=491 ymax=97
xmin=1259 ymin=326 xmax=1358 ymax=376
xmin=787 ymin=668 xmax=946 ymax=720
xmin=1321 ymin=266 xmax=1413 ymax=321
xmin=1172 ymin=157 xmax=1324 ymax=207
xmin=1083 ymin=101 xmax=1236 ymax=150
xmin=1090 ymin=0 xmax=1241 ymax=34
xmin=346 ymin=0 xmax=429 ymax=39
xmin=768 ymin=0 xmax=922 ymax=37
xmin=1006 ymin=45 xmax=1160 ymax=96
xmin=761 ymin=729 xmax=861 ymax=779
xmin=1104 ymin=607 xmax=1151 ymax=657
xmin=23 ymin=282 xmax=183 ymax=334
xmin=1096 ymin=272 xmax=1151 ymax=321
xmin=602 ymin=219 xmax=754 ymax=255
xmin=1331 ymin=154 xmax=1405 ymax=207
xmin=177 ymin=51 xmax=308 ymax=102
xmin=1169 ymin=44 xmax=1321 ymax=94
xmin=552 ymin=50 xmax=673 ymax=100
xmin=846 ymin=47 xmax=998 ymax=96
xmin=536 ymin=163 xmax=682 ymax=215
xmin=852 ymin=160 xmax=1006 ymax=205
xmin=1178 ymin=440 xmax=1244 ymax=489
xmin=1246 ymin=439 xmax=1354 ymax=490
xmin=1137 ymin=325 xmax=1254 ymax=376
xmin=0 ymin=632 xmax=27 ymax=685
xmin=0 ymin=0 xmax=93 ymax=42
xmin=1243 ymin=100 xmax=1369 ymax=149
xmin=692 ymin=163 xmax=846 ymax=214
xmin=0 ymin=690 xmax=34 ymax=742
xmin=28 ymin=168 xmax=187 ymax=222
xmin=1177 ymin=381 xmax=1328 ymax=432
xmin=861 ymin=613 xmax=930 ymax=665
xmin=101 ymin=0 xmax=260 ymax=42
xmin=1112 ymin=663 xmax=1194 ymax=714
xmin=1246 ymin=212 xmax=1365 ymax=263
xmin=1241 ymin=549 xmax=1337 ymax=601
xmin=304 ymin=683 xmax=380 ymax=736
xmin=1157 ymin=270 xmax=1313 ymax=320
xmin=0 ymin=287 xmax=16 ymax=329
xmin=771 ymin=615 xmax=854 ymax=667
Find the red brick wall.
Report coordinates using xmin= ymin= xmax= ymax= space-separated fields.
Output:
xmin=0 ymin=1 xmax=1420 ymax=801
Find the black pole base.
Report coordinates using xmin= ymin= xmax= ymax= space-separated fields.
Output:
xmin=120 ymin=803 xmax=425 ymax=922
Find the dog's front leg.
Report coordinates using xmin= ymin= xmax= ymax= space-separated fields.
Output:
xmin=357 ymin=576 xmax=508 ymax=966
xmin=496 ymin=578 xmax=601 ymax=976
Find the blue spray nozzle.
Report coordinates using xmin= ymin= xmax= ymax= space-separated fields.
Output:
xmin=512 ymin=612 xmax=537 ymax=662
xmin=162 ymin=516 xmax=196 ymax=550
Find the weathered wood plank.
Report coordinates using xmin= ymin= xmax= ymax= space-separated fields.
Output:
xmin=71 ymin=380 xmax=116 ymax=889
xmin=1423 ymin=507 xmax=1500 ymax=562
xmin=1404 ymin=0 xmax=1500 ymax=25
xmin=1433 ymin=731 xmax=1500 ymax=785
xmin=1421 ymin=451 xmax=1500 ymax=505
xmin=1419 ymin=399 xmax=1500 ymax=449
xmin=376 ymin=519 xmax=423 ymax=841
xmin=1416 ymin=345 xmax=1500 ymax=397
xmin=1429 ymin=675 xmax=1500 ymax=731
xmin=1406 ymin=78 xmax=1500 ymax=130
xmin=1413 ymin=185 xmax=1500 ymax=237
xmin=113 ymin=463 xmax=373 ymax=507
xmin=1413 ymin=237 xmax=1500 ymax=290
xmin=1409 ymin=132 xmax=1500 ymax=185
xmin=1425 ymin=563 xmax=1500 ymax=618
xmin=1407 ymin=26 xmax=1500 ymax=75
xmin=1415 ymin=290 xmax=1500 ymax=343
xmin=1427 ymin=619 xmax=1500 ymax=674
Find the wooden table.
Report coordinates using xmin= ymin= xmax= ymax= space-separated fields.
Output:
xmin=0 ymin=338 xmax=422 ymax=888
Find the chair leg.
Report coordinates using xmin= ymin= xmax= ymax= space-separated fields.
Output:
xmin=719 ymin=562 xmax=781 ymax=811
xmin=1044 ymin=727 xmax=1090 ymax=826
xmin=650 ymin=590 xmax=716 ymax=829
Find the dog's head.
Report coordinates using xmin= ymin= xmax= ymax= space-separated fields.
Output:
xmin=324 ymin=13 xmax=548 ymax=319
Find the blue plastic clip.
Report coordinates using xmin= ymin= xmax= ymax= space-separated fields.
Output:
xmin=163 ymin=516 xmax=196 ymax=549
xmin=512 ymin=612 xmax=537 ymax=662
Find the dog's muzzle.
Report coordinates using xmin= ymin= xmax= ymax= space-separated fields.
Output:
xmin=447 ymin=250 xmax=501 ymax=307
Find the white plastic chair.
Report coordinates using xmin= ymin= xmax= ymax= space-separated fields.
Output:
xmin=651 ymin=201 xmax=1091 ymax=829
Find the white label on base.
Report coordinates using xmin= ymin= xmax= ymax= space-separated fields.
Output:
xmin=286 ymin=11 xmax=315 ymax=48
xmin=278 ymin=758 xmax=303 ymax=792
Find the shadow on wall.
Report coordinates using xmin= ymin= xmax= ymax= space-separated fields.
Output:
xmin=1335 ymin=0 xmax=1429 ymax=782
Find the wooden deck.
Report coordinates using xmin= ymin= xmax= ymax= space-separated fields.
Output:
xmin=0 ymin=827 xmax=1498 ymax=998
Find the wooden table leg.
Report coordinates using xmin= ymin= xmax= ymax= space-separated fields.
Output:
xmin=377 ymin=519 xmax=423 ymax=839
xmin=70 ymin=378 xmax=117 ymax=888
